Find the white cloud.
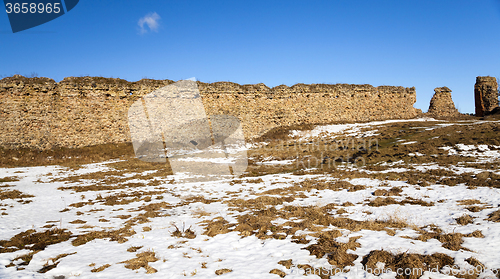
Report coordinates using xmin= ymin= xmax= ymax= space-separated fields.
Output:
xmin=138 ymin=12 xmax=160 ymax=34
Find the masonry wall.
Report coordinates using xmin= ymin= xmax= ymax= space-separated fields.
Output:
xmin=0 ymin=76 xmax=421 ymax=150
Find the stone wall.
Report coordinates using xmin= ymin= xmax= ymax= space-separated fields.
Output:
xmin=474 ymin=76 xmax=499 ymax=117
xmin=427 ymin=87 xmax=460 ymax=117
xmin=0 ymin=75 xmax=422 ymax=150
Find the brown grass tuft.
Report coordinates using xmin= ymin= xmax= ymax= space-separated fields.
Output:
xmin=0 ymin=228 xmax=72 ymax=253
xmin=278 ymin=259 xmax=293 ymax=269
xmin=215 ymin=268 xmax=232 ymax=275
xmin=170 ymin=223 xmax=196 ymax=239
xmin=72 ymin=227 xmax=135 ymax=246
xmin=304 ymin=232 xmax=360 ymax=268
xmin=487 ymin=209 xmax=500 ymax=222
xmin=91 ymin=264 xmax=111 ymax=272
xmin=269 ymin=268 xmax=286 ymax=277
xmin=362 ymin=250 xmax=454 ymax=279
xmin=465 ymin=257 xmax=486 ymax=271
xmin=127 ymin=246 xmax=143 ymax=253
xmin=456 ymin=215 xmax=474 ymax=225
xmin=368 ymin=197 xmax=433 ymax=207
xmin=202 ymin=217 xmax=232 ymax=237
xmin=120 ymin=251 xmax=158 ymax=274
xmin=69 ymin=219 xmax=86 ymax=224
xmin=413 ymin=230 xmax=483 ymax=251
xmin=0 ymin=189 xmax=34 ymax=201
xmin=373 ymin=187 xmax=402 ymax=196
xmin=38 ymin=252 xmax=77 ymax=273
xmin=0 ymin=176 xmax=20 ymax=183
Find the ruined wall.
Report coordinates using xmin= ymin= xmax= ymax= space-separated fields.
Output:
xmin=427 ymin=87 xmax=460 ymax=117
xmin=474 ymin=76 xmax=499 ymax=117
xmin=0 ymin=75 xmax=421 ymax=150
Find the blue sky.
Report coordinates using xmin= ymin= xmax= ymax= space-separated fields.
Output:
xmin=1 ymin=0 xmax=500 ymax=113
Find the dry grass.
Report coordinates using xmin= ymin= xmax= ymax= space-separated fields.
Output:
xmin=215 ymin=268 xmax=232 ymax=275
xmin=127 ymin=246 xmax=143 ymax=253
xmin=456 ymin=200 xmax=490 ymax=212
xmin=269 ymin=268 xmax=286 ymax=277
xmin=373 ymin=187 xmax=402 ymax=196
xmin=487 ymin=210 xmax=500 ymax=222
xmin=170 ymin=223 xmax=196 ymax=239
xmin=466 ymin=205 xmax=488 ymax=212
xmin=0 ymin=143 xmax=136 ymax=168
xmin=278 ymin=259 xmax=293 ymax=269
xmin=202 ymin=217 xmax=232 ymax=237
xmin=202 ymin=204 xmax=415 ymax=240
xmin=457 ymin=199 xmax=483 ymax=205
xmin=120 ymin=251 xmax=158 ymax=274
xmin=0 ymin=189 xmax=34 ymax=201
xmin=126 ymin=202 xmax=172 ymax=224
xmin=465 ymin=257 xmax=486 ymax=271
xmin=70 ymin=201 xmax=173 ymax=246
xmin=362 ymin=250 xmax=455 ymax=279
xmin=380 ymin=208 xmax=420 ymax=230
xmin=38 ymin=252 xmax=76 ymax=273
xmin=202 ymin=196 xmax=485 ymax=256
xmin=192 ymin=207 xmax=211 ymax=217
xmin=91 ymin=264 xmax=111 ymax=272
xmin=456 ymin=215 xmax=475 ymax=225
xmin=411 ymin=230 xmax=484 ymax=251
xmin=69 ymin=219 xmax=86 ymax=224
xmin=0 ymin=228 xmax=72 ymax=253
xmin=368 ymin=197 xmax=434 ymax=207
xmin=227 ymin=195 xmax=295 ymax=211
xmin=0 ymin=176 xmax=20 ymax=183
xmin=72 ymin=227 xmax=135 ymax=246
xmin=305 ymin=232 xmax=360 ymax=268
xmin=5 ymin=251 xmax=38 ymax=269
xmin=245 ymin=120 xmax=500 ymax=179
xmin=0 ymin=229 xmax=73 ymax=269
xmin=1 ymin=118 xmax=499 ymax=277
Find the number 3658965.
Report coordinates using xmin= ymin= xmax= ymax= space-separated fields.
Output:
xmin=5 ymin=2 xmax=62 ymax=14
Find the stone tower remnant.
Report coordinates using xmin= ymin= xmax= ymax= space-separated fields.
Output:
xmin=427 ymin=86 xmax=460 ymax=117
xmin=474 ymin=76 xmax=499 ymax=117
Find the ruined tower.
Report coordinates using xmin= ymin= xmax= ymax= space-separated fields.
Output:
xmin=474 ymin=76 xmax=499 ymax=117
xmin=427 ymin=87 xmax=460 ymax=117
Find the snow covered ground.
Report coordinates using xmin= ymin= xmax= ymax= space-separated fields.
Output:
xmin=0 ymin=119 xmax=499 ymax=279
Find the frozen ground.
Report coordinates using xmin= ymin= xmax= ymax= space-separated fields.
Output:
xmin=0 ymin=118 xmax=499 ymax=279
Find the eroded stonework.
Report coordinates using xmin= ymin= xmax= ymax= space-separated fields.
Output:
xmin=475 ymin=76 xmax=499 ymax=117
xmin=0 ymin=76 xmax=422 ymax=150
xmin=427 ymin=87 xmax=460 ymax=117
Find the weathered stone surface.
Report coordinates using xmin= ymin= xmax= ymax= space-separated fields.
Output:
xmin=427 ymin=87 xmax=460 ymax=117
xmin=0 ymin=76 xmax=422 ymax=150
xmin=474 ymin=76 xmax=499 ymax=117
